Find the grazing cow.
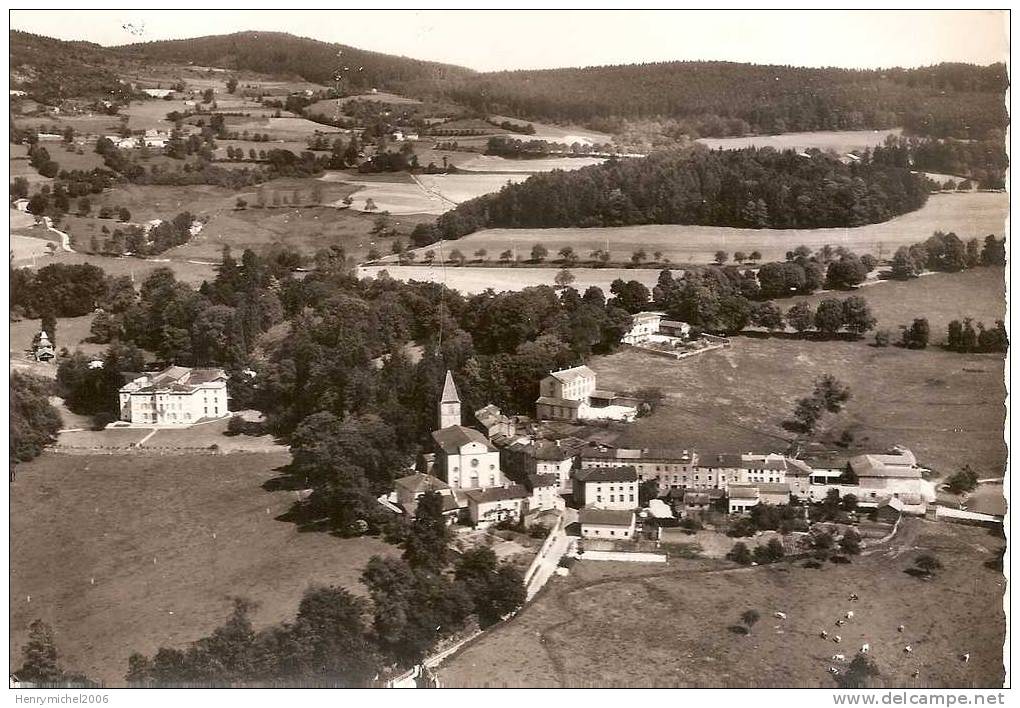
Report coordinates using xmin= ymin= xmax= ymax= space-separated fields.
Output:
xmin=845 ymin=611 xmax=854 ymax=620
xmin=828 ymin=667 xmax=840 ymax=675
xmin=898 ymin=625 xmax=905 ymax=633
xmin=962 ymin=653 xmax=971 ymax=663
xmin=774 ymin=611 xmax=787 ymax=620
xmin=848 ymin=593 xmax=859 ymax=601
xmin=904 ymin=646 xmax=913 ymax=653
xmin=820 ymin=630 xmax=828 ymax=639
xmin=831 ymin=654 xmax=846 ymax=662
xmin=861 ymin=644 xmax=870 ymax=653
xmin=912 ymin=670 xmax=920 ymax=678
xmin=835 ymin=619 xmax=846 ymax=627
xmin=833 ymin=636 xmax=842 ymax=643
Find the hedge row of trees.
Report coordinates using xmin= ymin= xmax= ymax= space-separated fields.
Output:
xmin=891 ymin=232 xmax=1006 ymax=279
xmin=413 ymin=147 xmax=928 ymax=245
xmin=10 ymin=372 xmax=62 ymax=464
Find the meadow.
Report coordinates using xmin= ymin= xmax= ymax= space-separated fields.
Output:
xmin=413 ymin=191 xmax=1007 ymax=266
xmin=440 ymin=520 xmax=1005 ymax=688
xmin=589 ymin=336 xmax=1006 ymax=479
xmin=696 ymin=128 xmax=902 ymax=152
xmin=455 ymin=154 xmax=607 ymax=173
xmin=358 ymin=264 xmax=676 ymax=294
xmin=9 ymin=451 xmax=399 ymax=686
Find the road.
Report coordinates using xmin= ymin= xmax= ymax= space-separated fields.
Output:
xmin=525 ymin=508 xmax=577 ymax=601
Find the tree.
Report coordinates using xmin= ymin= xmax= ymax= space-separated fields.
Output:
xmin=750 ymin=302 xmax=784 ymax=331
xmin=118 ymin=207 xmax=131 ymax=222
xmin=364 ymin=197 xmax=377 ymax=212
xmin=714 ymin=250 xmax=728 ymax=265
xmin=558 ymin=246 xmax=577 ymax=265
xmin=448 ymin=249 xmax=466 ymax=266
xmin=454 ymin=547 xmax=526 ymax=627
xmin=947 ymin=319 xmax=964 ymax=350
xmin=76 ymin=197 xmax=92 ymax=216
xmin=841 ymin=296 xmax=876 ymax=336
xmin=814 ymin=298 xmax=845 ymax=336
xmin=945 ymin=465 xmax=979 ymax=493
xmin=403 ymin=491 xmax=452 ymax=571
xmin=874 ymin=329 xmax=892 ymax=347
xmin=727 ymin=542 xmax=752 ymax=565
xmin=499 ymin=249 xmax=513 ymax=264
xmin=901 ymin=318 xmax=930 ymax=349
xmin=423 ymin=250 xmax=435 ymax=265
xmin=837 ymin=652 xmax=880 ymax=688
xmin=17 ymin=620 xmax=68 ymax=685
xmin=749 ymin=250 xmax=762 ymax=262
xmin=913 ymin=553 xmax=942 ymax=578
xmin=840 ymin=529 xmax=862 ymax=556
xmin=202 ymin=87 xmax=215 ymax=103
xmin=41 ymin=313 xmax=57 ymax=343
xmin=631 ymin=249 xmax=647 ymax=265
xmin=786 ymin=301 xmax=814 ymax=333
xmin=826 ymin=254 xmax=868 ymax=289
xmin=531 ymin=243 xmax=548 ymax=262
xmin=734 ymin=251 xmax=747 ymax=263
xmin=10 ymin=373 xmax=62 ymax=464
xmin=740 ymin=609 xmax=760 ymax=635
xmin=226 ymin=76 xmax=238 ymax=94
xmin=474 ymin=248 xmax=488 ymax=262
xmin=235 ymin=198 xmax=248 ymax=210
xmin=554 ymin=269 xmax=576 ymax=288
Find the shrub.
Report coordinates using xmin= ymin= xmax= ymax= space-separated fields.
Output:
xmin=727 ymin=541 xmax=752 ymax=565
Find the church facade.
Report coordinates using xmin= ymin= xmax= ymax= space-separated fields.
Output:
xmin=430 ymin=371 xmax=506 ymax=491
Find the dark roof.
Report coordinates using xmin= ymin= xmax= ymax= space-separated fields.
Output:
xmin=728 ymin=485 xmax=760 ymax=500
xmin=441 ymin=370 xmax=460 ymax=403
xmin=432 ymin=425 xmax=496 ymax=454
xmin=579 ymin=508 xmax=635 ymax=526
xmin=575 ymin=466 xmax=638 ymax=483
xmin=590 ymin=389 xmax=618 ymax=399
xmin=528 ymin=473 xmax=559 ymax=489
xmin=685 ymin=493 xmax=710 ymax=505
xmin=536 ymin=396 xmax=581 ymax=408
xmin=532 ymin=441 xmax=575 ymax=461
xmin=757 ymin=483 xmax=792 ymax=495
xmin=394 ymin=473 xmax=449 ymax=495
xmin=463 ymin=485 xmax=528 ymax=504
xmin=709 ymin=454 xmax=786 ymax=471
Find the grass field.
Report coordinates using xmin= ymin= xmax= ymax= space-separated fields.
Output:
xmin=10 ymin=157 xmax=51 ymax=185
xmin=589 ymin=337 xmax=1006 ymax=479
xmin=10 ymin=314 xmax=100 ymax=358
xmin=696 ymin=128 xmax=902 ymax=152
xmin=487 ymin=115 xmax=614 ymax=146
xmin=440 ymin=519 xmax=1004 ymax=687
xmin=321 ymin=171 xmax=529 ymax=215
xmin=11 ymin=250 xmax=218 ymax=287
xmin=455 ymin=154 xmax=607 ymax=173
xmin=358 ymin=264 xmax=675 ymax=294
xmin=791 ymin=267 xmax=1006 ymax=342
xmin=9 ymin=451 xmax=399 ymax=685
xmin=415 ymin=191 xmax=1007 ymax=266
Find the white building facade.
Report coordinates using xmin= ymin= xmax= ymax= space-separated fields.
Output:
xmin=118 ymin=366 xmax=228 ymax=426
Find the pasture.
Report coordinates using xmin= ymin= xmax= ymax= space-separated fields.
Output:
xmin=358 ymin=264 xmax=676 ymax=294
xmin=487 ymin=115 xmax=614 ymax=146
xmin=10 ymin=315 xmax=101 ymax=360
xmin=415 ymin=191 xmax=1007 ymax=266
xmin=696 ymin=128 xmax=902 ymax=152
xmin=12 ymin=251 xmax=218 ymax=288
xmin=9 ymin=451 xmax=399 ymax=686
xmin=589 ymin=336 xmax=1006 ymax=479
xmin=440 ymin=519 xmax=1005 ymax=688
xmin=322 ymin=171 xmax=528 ymax=215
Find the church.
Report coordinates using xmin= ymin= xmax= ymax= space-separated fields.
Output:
xmin=430 ymin=371 xmax=506 ymax=491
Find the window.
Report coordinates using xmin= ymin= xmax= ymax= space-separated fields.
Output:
xmin=597 ymin=496 xmax=602 ymax=503
xmin=610 ymin=495 xmax=615 ymax=502
xmin=610 ymin=530 xmax=615 ymax=536
xmin=629 ymin=495 xmax=634 ymax=502
xmin=471 ymin=458 xmax=479 ymax=468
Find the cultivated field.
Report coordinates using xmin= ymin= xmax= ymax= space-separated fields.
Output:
xmin=696 ymin=128 xmax=902 ymax=152
xmin=410 ymin=191 xmax=1007 ymax=266
xmin=9 ymin=451 xmax=399 ymax=686
xmin=440 ymin=519 xmax=1005 ymax=687
xmin=589 ymin=337 xmax=1006 ymax=479
xmin=323 ymin=171 xmax=528 ymax=214
xmin=487 ymin=115 xmax=614 ymax=146
xmin=358 ymin=264 xmax=677 ymax=294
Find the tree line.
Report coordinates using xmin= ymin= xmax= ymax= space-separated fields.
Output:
xmin=413 ymin=147 xmax=929 ymax=245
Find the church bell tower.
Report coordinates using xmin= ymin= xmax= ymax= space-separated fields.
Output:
xmin=438 ymin=370 xmax=461 ymax=430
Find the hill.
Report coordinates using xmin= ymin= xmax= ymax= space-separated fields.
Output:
xmin=115 ymin=31 xmax=475 ymax=94
xmin=10 ymin=31 xmax=136 ymax=104
xmin=419 ymin=61 xmax=1008 ymax=140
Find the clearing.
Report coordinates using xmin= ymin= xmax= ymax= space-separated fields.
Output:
xmin=412 ymin=191 xmax=1007 ymax=266
xmin=440 ymin=519 xmax=1004 ymax=687
xmin=696 ymin=129 xmax=902 ymax=153
xmin=9 ymin=451 xmax=399 ymax=686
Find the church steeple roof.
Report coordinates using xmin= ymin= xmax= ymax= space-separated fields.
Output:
xmin=441 ymin=370 xmax=460 ymax=403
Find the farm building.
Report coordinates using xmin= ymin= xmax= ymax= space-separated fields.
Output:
xmin=536 ymin=365 xmax=636 ymax=422
xmin=579 ymin=508 xmax=636 ymax=540
xmin=118 ymin=366 xmax=228 ymax=426
xmin=727 ymin=485 xmax=760 ymax=514
xmin=143 ymin=88 xmax=173 ymax=99
xmin=622 ymin=311 xmax=666 ymax=344
xmin=573 ymin=466 xmax=639 ymax=510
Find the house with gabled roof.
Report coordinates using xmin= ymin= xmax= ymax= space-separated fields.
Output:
xmin=573 ymin=465 xmax=639 ymax=510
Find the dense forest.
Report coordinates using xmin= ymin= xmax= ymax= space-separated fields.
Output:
xmin=422 ymin=61 xmax=1008 ymax=140
xmin=417 ymin=146 xmax=928 ymax=243
xmin=10 ymin=32 xmax=136 ymax=104
xmin=115 ymin=31 xmax=473 ymax=92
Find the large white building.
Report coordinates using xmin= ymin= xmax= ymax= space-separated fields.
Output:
xmin=573 ymin=466 xmax=639 ymax=510
xmin=118 ymin=366 xmax=228 ymax=426
xmin=535 ymin=365 xmax=636 ymax=422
